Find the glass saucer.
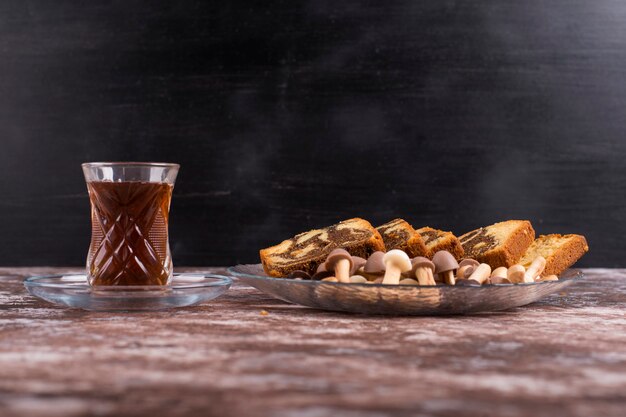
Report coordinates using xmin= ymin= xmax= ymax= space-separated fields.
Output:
xmin=229 ymin=264 xmax=582 ymax=315
xmin=24 ymin=273 xmax=232 ymax=311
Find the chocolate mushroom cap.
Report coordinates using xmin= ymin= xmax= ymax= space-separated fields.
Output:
xmin=350 ymin=256 xmax=367 ymax=275
xmin=324 ymin=248 xmax=353 ymax=272
xmin=432 ymin=251 xmax=459 ymax=274
xmin=411 ymin=257 xmax=435 ymax=274
xmin=458 ymin=258 xmax=480 ymax=269
xmin=364 ymin=251 xmax=386 ymax=274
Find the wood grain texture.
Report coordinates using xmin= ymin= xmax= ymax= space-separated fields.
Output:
xmin=1 ymin=267 xmax=625 ymax=417
xmin=0 ymin=1 xmax=625 ymax=266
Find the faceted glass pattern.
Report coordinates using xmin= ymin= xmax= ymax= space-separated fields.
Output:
xmin=82 ymin=163 xmax=179 ymax=286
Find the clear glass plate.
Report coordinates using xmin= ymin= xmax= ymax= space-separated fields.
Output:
xmin=24 ymin=273 xmax=232 ymax=311
xmin=229 ymin=264 xmax=582 ymax=315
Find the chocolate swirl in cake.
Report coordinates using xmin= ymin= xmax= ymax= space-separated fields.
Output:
xmin=377 ymin=219 xmax=412 ymax=249
xmin=459 ymin=220 xmax=535 ymax=268
xmin=260 ymin=218 xmax=385 ymax=277
xmin=276 ymin=225 xmax=374 ymax=263
xmin=415 ymin=227 xmax=465 ymax=259
xmin=420 ymin=230 xmax=439 ymax=245
xmin=376 ymin=218 xmax=428 ymax=258
xmin=459 ymin=228 xmax=498 ymax=256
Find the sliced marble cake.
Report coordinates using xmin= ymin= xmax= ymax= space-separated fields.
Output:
xmin=519 ymin=234 xmax=588 ymax=276
xmin=459 ymin=220 xmax=535 ymax=268
xmin=415 ymin=227 xmax=464 ymax=260
xmin=260 ymin=218 xmax=385 ymax=277
xmin=376 ymin=219 xmax=428 ymax=258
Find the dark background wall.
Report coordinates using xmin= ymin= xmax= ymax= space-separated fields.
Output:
xmin=1 ymin=0 xmax=624 ymax=267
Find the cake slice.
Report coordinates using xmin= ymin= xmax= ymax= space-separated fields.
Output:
xmin=376 ymin=219 xmax=428 ymax=258
xmin=415 ymin=227 xmax=464 ymax=260
xmin=519 ymin=234 xmax=588 ymax=276
xmin=260 ymin=218 xmax=385 ymax=277
xmin=459 ymin=220 xmax=535 ymax=268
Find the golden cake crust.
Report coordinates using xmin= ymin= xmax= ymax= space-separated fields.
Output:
xmin=259 ymin=218 xmax=385 ymax=277
xmin=459 ymin=220 xmax=535 ymax=268
xmin=416 ymin=227 xmax=464 ymax=260
xmin=519 ymin=234 xmax=589 ymax=276
xmin=376 ymin=219 xmax=428 ymax=258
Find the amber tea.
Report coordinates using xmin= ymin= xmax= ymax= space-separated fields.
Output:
xmin=82 ymin=163 xmax=179 ymax=286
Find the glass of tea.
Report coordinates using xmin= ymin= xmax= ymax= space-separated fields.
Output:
xmin=82 ymin=162 xmax=180 ymax=286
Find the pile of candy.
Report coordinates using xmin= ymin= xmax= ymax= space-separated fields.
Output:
xmin=286 ymin=249 xmax=558 ymax=286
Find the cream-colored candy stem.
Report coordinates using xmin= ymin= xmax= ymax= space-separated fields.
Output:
xmin=442 ymin=271 xmax=455 ymax=285
xmin=427 ymin=269 xmax=436 ymax=285
xmin=415 ymin=268 xmax=436 ymax=286
xmin=507 ymin=265 xmax=526 ymax=284
xmin=456 ymin=265 xmax=473 ymax=279
xmin=335 ymin=259 xmax=351 ymax=283
xmin=382 ymin=264 xmax=402 ymax=285
xmin=491 ymin=267 xmax=508 ymax=278
xmin=468 ymin=263 xmax=491 ymax=284
xmin=524 ymin=256 xmax=546 ymax=283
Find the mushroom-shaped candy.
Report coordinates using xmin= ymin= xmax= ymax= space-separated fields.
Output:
xmin=351 ymin=256 xmax=367 ymax=275
xmin=459 ymin=259 xmax=480 ymax=269
xmin=362 ymin=251 xmax=386 ymax=280
xmin=382 ymin=250 xmax=412 ymax=285
xmin=323 ymin=249 xmax=353 ymax=283
xmin=432 ymin=251 xmax=459 ymax=285
xmin=524 ymin=256 xmax=546 ymax=283
xmin=456 ymin=258 xmax=480 ymax=280
xmin=507 ymin=264 xmax=526 ymax=284
xmin=411 ymin=257 xmax=436 ymax=286
xmin=456 ymin=265 xmax=474 ymax=280
xmin=467 ymin=263 xmax=491 ymax=284
xmin=490 ymin=276 xmax=512 ymax=284
xmin=490 ymin=267 xmax=508 ymax=279
xmin=486 ymin=266 xmax=507 ymax=283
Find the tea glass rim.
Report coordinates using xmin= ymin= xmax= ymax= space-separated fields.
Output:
xmin=82 ymin=162 xmax=180 ymax=169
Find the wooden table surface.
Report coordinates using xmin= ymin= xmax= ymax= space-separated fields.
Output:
xmin=0 ymin=267 xmax=624 ymax=417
